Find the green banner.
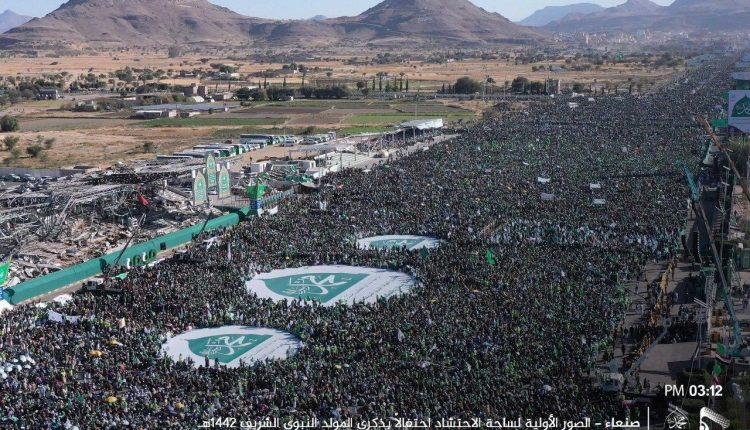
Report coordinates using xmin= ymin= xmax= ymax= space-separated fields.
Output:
xmin=0 ymin=260 xmax=10 ymax=285
xmin=206 ymin=154 xmax=218 ymax=188
xmin=193 ymin=172 xmax=208 ymax=205
xmin=218 ymin=167 xmax=231 ymax=198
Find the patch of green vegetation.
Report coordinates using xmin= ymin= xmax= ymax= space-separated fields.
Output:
xmin=390 ymin=104 xmax=471 ymax=114
xmin=211 ymin=125 xmax=395 ymax=140
xmin=138 ymin=117 xmax=287 ymax=128
xmin=344 ymin=112 xmax=474 ymax=125
xmin=338 ymin=126 xmax=392 ymax=135
xmin=263 ymin=100 xmax=392 ymax=109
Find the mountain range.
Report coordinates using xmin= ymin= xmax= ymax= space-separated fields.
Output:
xmin=0 ymin=9 xmax=32 ymax=34
xmin=0 ymin=0 xmax=542 ymax=49
xmin=545 ymin=0 xmax=750 ymax=33
xmin=2 ymin=0 xmax=747 ymax=50
xmin=518 ymin=3 xmax=604 ymax=27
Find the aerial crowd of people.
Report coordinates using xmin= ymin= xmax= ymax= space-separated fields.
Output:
xmin=0 ymin=56 xmax=733 ymax=428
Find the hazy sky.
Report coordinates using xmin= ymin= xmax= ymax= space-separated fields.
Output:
xmin=0 ymin=0 xmax=675 ymax=22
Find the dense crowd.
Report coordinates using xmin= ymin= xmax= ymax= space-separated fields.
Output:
xmin=0 ymin=57 xmax=733 ymax=429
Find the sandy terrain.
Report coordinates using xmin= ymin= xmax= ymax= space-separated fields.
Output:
xmin=0 ymin=51 xmax=679 ymax=92
xmin=0 ymin=51 xmax=683 ymax=169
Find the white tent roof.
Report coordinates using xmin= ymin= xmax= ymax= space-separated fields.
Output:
xmin=400 ymin=118 xmax=444 ymax=130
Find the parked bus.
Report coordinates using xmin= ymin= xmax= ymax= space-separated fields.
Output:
xmin=173 ymin=149 xmax=225 ymax=159
xmin=193 ymin=144 xmax=240 ymax=157
xmin=240 ymin=134 xmax=274 ymax=147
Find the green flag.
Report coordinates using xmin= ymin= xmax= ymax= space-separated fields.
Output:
xmin=485 ymin=249 xmax=497 ymax=266
xmin=0 ymin=260 xmax=10 ymax=285
xmin=713 ymin=362 xmax=722 ymax=377
xmin=717 ymin=344 xmax=727 ymax=357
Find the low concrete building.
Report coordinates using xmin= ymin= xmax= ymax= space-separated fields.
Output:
xmin=135 ymin=110 xmax=177 ymax=119
xmin=185 ymin=84 xmax=208 ymax=98
xmin=75 ymin=101 xmax=98 ymax=112
xmin=210 ymin=92 xmax=233 ymax=101
xmin=38 ymin=88 xmax=60 ymax=100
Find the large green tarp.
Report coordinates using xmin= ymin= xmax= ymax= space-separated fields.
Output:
xmin=6 ymin=207 xmax=253 ymax=305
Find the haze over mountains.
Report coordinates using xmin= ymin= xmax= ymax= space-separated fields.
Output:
xmin=545 ymin=0 xmax=750 ymax=33
xmin=518 ymin=3 xmax=604 ymax=27
xmin=0 ymin=0 xmax=542 ymax=49
xmin=0 ymin=9 xmax=32 ymax=34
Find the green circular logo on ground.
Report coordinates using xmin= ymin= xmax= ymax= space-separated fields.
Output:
xmin=246 ymin=266 xmax=417 ymax=306
xmin=263 ymin=273 xmax=369 ymax=302
xmin=187 ymin=334 xmax=272 ymax=364
xmin=162 ymin=326 xmax=301 ymax=368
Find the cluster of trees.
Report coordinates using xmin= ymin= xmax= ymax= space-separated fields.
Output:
xmin=1 ymin=115 xmax=18 ymax=133
xmin=113 ymin=67 xmax=168 ymax=85
xmin=236 ymin=87 xmax=296 ymax=102
xmin=235 ymin=85 xmax=351 ymax=101
xmin=133 ymin=82 xmax=177 ymax=94
xmin=69 ymin=73 xmax=108 ymax=91
xmin=299 ymin=86 xmax=350 ymax=99
xmin=280 ymin=63 xmax=309 ymax=73
xmin=439 ymin=76 xmax=556 ymax=95
xmin=2 ymin=135 xmax=21 ymax=162
xmin=2 ymin=133 xmax=56 ymax=163
xmin=510 ymin=76 xmax=545 ymax=94
xmin=209 ymin=63 xmax=237 ymax=75
xmin=0 ymin=76 xmax=66 ymax=105
xmin=439 ymin=77 xmax=483 ymax=95
xmin=365 ymin=72 xmax=410 ymax=93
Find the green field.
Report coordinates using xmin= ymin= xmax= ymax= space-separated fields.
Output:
xmin=344 ymin=112 xmax=475 ymax=125
xmin=138 ymin=117 xmax=287 ymax=128
xmin=391 ymin=104 xmax=470 ymax=113
xmin=210 ymin=126 xmax=290 ymax=139
xmin=211 ymin=125 xmax=393 ymax=140
xmin=338 ymin=126 xmax=393 ymax=135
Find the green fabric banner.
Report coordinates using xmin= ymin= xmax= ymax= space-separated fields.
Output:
xmin=0 ymin=260 xmax=10 ymax=285
xmin=218 ymin=167 xmax=231 ymax=198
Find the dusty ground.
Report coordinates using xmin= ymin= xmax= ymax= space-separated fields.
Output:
xmin=0 ymin=51 xmax=679 ymax=91
xmin=0 ymin=51 xmax=682 ymax=169
xmin=0 ymin=97 xmax=485 ymax=168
